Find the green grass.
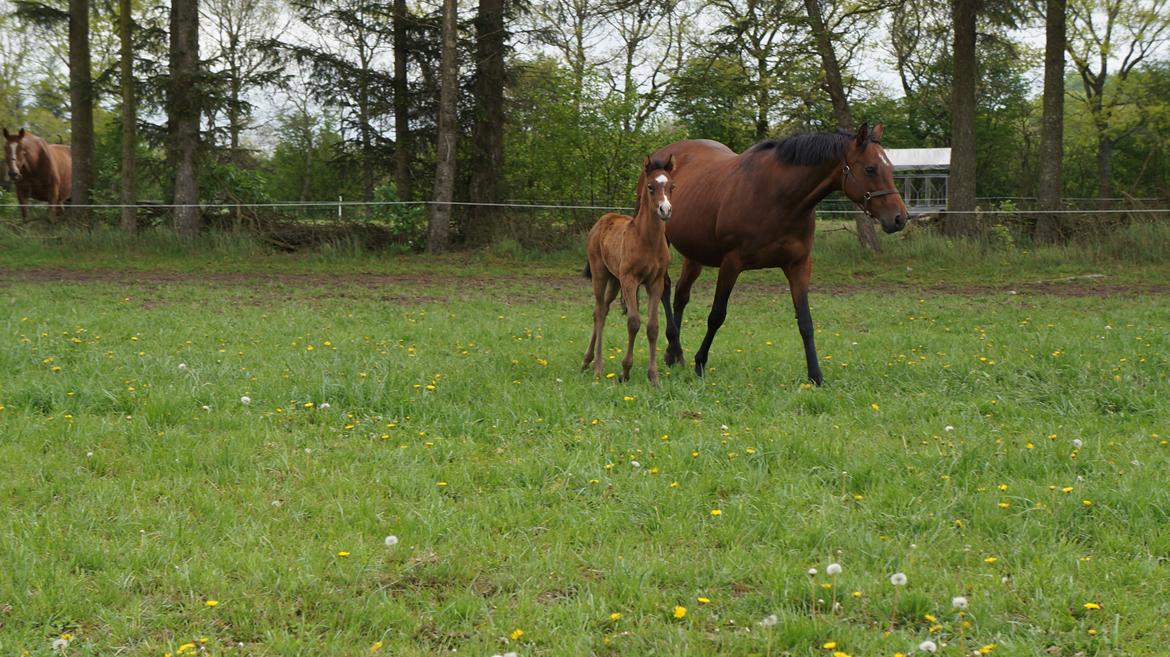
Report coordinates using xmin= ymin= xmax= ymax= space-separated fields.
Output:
xmin=1 ymin=246 xmax=1169 ymax=656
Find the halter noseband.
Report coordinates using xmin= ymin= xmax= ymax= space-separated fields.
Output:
xmin=841 ymin=164 xmax=898 ymax=219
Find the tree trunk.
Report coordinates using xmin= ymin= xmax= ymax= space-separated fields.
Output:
xmin=1096 ymin=131 xmax=1113 ymax=205
xmin=170 ymin=0 xmax=201 ymax=235
xmin=393 ymin=0 xmax=412 ymax=200
xmin=119 ymin=0 xmax=136 ymax=234
xmin=803 ymin=0 xmax=851 ymax=131
xmin=1034 ymin=0 xmax=1066 ymax=242
xmin=467 ymin=0 xmax=506 ymax=243
xmin=945 ymin=0 xmax=978 ymax=237
xmin=428 ymin=0 xmax=458 ymax=253
xmin=69 ymin=0 xmax=94 ymax=226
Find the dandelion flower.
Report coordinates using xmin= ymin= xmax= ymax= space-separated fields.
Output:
xmin=384 ymin=535 xmax=399 ymax=547
xmin=510 ymin=628 xmax=524 ymax=641
xmin=338 ymin=551 xmax=350 ymax=557
xmin=890 ymin=573 xmax=907 ymax=586
xmin=826 ymin=563 xmax=842 ymax=576
xmin=697 ymin=596 xmax=711 ymax=604
xmin=369 ymin=641 xmax=383 ymax=653
xmin=673 ymin=605 xmax=687 ymax=619
xmin=609 ymin=612 xmax=622 ymax=621
xmin=822 ymin=641 xmax=838 ymax=649
xmin=952 ymin=596 xmax=968 ymax=609
xmin=1083 ymin=602 xmax=1101 ymax=610
xmin=205 ymin=599 xmax=219 ymax=607
xmin=918 ymin=639 xmax=937 ymax=653
xmin=709 ymin=509 xmax=721 ymax=516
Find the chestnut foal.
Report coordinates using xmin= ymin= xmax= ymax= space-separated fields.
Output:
xmin=583 ymin=156 xmax=675 ymax=383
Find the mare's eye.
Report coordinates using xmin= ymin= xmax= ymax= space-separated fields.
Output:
xmin=865 ymin=166 xmax=877 ymax=176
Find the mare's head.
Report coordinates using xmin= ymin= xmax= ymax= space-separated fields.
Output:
xmin=3 ymin=128 xmax=26 ymax=181
xmin=841 ymin=123 xmax=909 ymax=234
xmin=642 ymin=155 xmax=675 ymax=221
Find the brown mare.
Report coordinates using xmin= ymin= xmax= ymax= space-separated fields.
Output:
xmin=639 ymin=123 xmax=909 ymax=384
xmin=583 ymin=156 xmax=676 ymax=384
xmin=3 ymin=128 xmax=72 ymax=221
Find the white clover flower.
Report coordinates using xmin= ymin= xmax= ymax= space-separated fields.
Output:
xmin=919 ymin=639 xmax=937 ymax=653
xmin=86 ymin=451 xmax=94 ymax=458
xmin=240 ymin=396 xmax=251 ymax=405
xmin=807 ymin=567 xmax=818 ymax=576
xmin=384 ymin=535 xmax=399 ymax=547
xmin=178 ymin=362 xmax=188 ymax=370
xmin=826 ymin=563 xmax=842 ymax=576
xmin=890 ymin=572 xmax=908 ymax=586
xmin=1072 ymin=439 xmax=1083 ymax=449
xmin=760 ymin=614 xmax=778 ymax=627
xmin=201 ymin=405 xmax=211 ymax=412
xmin=630 ymin=460 xmax=641 ymax=468
xmin=319 ymin=402 xmax=331 ymax=410
xmin=952 ymin=596 xmax=969 ymax=609
xmin=944 ymin=425 xmax=954 ymax=432
xmin=52 ymin=638 xmax=70 ymax=653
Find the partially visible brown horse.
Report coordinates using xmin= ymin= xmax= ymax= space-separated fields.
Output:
xmin=3 ymin=128 xmax=72 ymax=221
xmin=640 ymin=123 xmax=909 ymax=384
xmin=583 ymin=155 xmax=676 ymax=384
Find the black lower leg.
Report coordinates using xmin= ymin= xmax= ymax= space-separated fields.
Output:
xmin=795 ymin=293 xmax=823 ymax=385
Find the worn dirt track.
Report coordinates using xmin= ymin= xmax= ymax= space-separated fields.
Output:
xmin=3 ymin=266 xmax=1168 ymax=300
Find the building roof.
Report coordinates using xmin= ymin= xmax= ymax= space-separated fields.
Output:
xmin=886 ymin=148 xmax=951 ymax=170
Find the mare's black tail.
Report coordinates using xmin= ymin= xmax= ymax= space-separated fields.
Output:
xmin=583 ymin=262 xmax=592 ymax=279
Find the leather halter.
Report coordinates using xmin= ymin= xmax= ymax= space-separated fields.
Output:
xmin=841 ymin=163 xmax=898 ymax=219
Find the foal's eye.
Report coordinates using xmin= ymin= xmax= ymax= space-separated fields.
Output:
xmin=865 ymin=166 xmax=877 ymax=176
xmin=648 ymin=184 xmax=655 ymax=192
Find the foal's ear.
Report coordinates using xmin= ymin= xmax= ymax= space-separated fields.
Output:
xmin=854 ymin=122 xmax=869 ymax=146
xmin=643 ymin=155 xmax=653 ymax=172
xmin=2 ymin=128 xmax=8 ymax=138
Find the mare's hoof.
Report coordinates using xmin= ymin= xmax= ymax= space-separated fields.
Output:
xmin=665 ymin=348 xmax=683 ymax=367
xmin=694 ymin=361 xmax=705 ymax=378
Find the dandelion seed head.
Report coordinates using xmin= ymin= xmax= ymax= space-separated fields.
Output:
xmin=890 ymin=572 xmax=908 ymax=586
xmin=178 ymin=363 xmax=188 ymax=370
xmin=952 ymin=596 xmax=969 ymax=609
xmin=919 ymin=639 xmax=938 ymax=653
xmin=384 ymin=535 xmax=399 ymax=547
xmin=808 ymin=567 xmax=818 ymax=576
xmin=319 ymin=402 xmax=331 ymax=410
xmin=826 ymin=562 xmax=842 ymax=576
xmin=1072 ymin=439 xmax=1083 ymax=449
xmin=52 ymin=638 xmax=69 ymax=653
xmin=760 ymin=614 xmax=778 ymax=627
xmin=240 ymin=396 xmax=251 ymax=405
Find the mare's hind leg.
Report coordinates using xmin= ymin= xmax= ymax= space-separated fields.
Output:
xmin=693 ymin=257 xmax=743 ymax=377
xmin=665 ymin=258 xmax=703 ymax=366
xmin=618 ymin=278 xmax=641 ymax=382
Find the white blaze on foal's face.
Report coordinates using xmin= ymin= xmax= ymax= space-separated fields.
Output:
xmin=655 ymin=174 xmax=672 ymax=219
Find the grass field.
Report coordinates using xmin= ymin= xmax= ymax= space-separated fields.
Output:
xmin=1 ymin=230 xmax=1169 ymax=656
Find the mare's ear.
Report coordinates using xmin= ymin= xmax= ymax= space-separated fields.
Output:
xmin=665 ymin=155 xmax=676 ymax=172
xmin=18 ymin=128 xmax=25 ymax=138
xmin=2 ymin=128 xmax=8 ymax=138
xmin=854 ymin=122 xmax=869 ymax=147
xmin=871 ymin=123 xmax=885 ymax=142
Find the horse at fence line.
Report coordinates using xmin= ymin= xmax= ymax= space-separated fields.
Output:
xmin=3 ymin=128 xmax=72 ymax=222
xmin=639 ymin=123 xmax=909 ymax=385
xmin=582 ymin=155 xmax=676 ymax=384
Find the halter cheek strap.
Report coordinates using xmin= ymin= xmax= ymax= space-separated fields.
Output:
xmin=842 ymin=164 xmax=898 ymax=219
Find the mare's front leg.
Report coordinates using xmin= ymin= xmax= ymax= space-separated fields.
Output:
xmin=15 ymin=185 xmax=28 ymax=222
xmin=782 ymin=257 xmax=823 ymax=386
xmin=645 ymin=274 xmax=665 ymax=385
xmin=693 ymin=257 xmax=743 ymax=377
xmin=664 ymin=258 xmax=702 ymax=366
xmin=618 ymin=278 xmax=641 ymax=382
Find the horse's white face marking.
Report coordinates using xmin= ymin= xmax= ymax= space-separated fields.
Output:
xmin=4 ymin=142 xmax=18 ymax=177
xmin=655 ymin=174 xmax=668 ymax=184
xmin=654 ymin=174 xmax=672 ymax=219
xmin=879 ymin=150 xmax=893 ymax=169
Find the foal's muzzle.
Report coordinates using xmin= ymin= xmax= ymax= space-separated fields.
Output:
xmin=658 ymin=203 xmax=672 ymax=220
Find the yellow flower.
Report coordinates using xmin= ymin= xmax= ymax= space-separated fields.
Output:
xmin=924 ymin=613 xmax=937 ymax=622
xmin=370 ymin=641 xmax=383 ymax=653
xmin=205 ymin=599 xmax=218 ymax=607
xmin=833 ymin=652 xmax=851 ymax=657
xmin=1087 ymin=628 xmax=1098 ymax=636
xmin=870 ymin=403 xmax=880 ymax=411
xmin=673 ymin=605 xmax=687 ymax=619
xmin=709 ymin=509 xmax=721 ymax=516
xmin=338 ymin=551 xmax=350 ymax=557
xmin=609 ymin=612 xmax=622 ymax=621
xmin=822 ymin=641 xmax=838 ymax=649
xmin=983 ymin=556 xmax=998 ymax=563
xmin=622 ymin=395 xmax=635 ymax=401
xmin=1083 ymin=602 xmax=1101 ymax=610
xmin=979 ymin=645 xmax=996 ymax=654
xmin=1082 ymin=499 xmax=1093 ymax=507
xmin=436 ymin=481 xmax=448 ymax=487
xmin=697 ymin=596 xmax=711 ymax=604
xmin=510 ymin=629 xmax=524 ymax=641
xmin=997 ymin=501 xmax=1010 ymax=509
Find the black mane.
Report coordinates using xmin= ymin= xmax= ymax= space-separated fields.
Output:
xmin=750 ymin=130 xmax=878 ymax=166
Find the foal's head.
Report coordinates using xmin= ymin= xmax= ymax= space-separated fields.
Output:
xmin=3 ymin=128 xmax=26 ymax=181
xmin=841 ymin=123 xmax=909 ymax=234
xmin=642 ymin=155 xmax=676 ymax=221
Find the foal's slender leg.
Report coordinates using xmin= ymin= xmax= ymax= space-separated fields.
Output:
xmin=583 ymin=267 xmax=606 ymax=370
xmin=665 ymin=258 xmax=703 ymax=366
xmin=693 ymin=257 xmax=743 ymax=378
xmin=646 ymin=274 xmax=665 ymax=385
xmin=591 ymin=278 xmax=620 ymax=377
xmin=618 ymin=278 xmax=641 ymax=382
xmin=783 ymin=257 xmax=824 ymax=386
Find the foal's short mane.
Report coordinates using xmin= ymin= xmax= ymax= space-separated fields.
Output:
xmin=750 ymin=130 xmax=879 ymax=166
